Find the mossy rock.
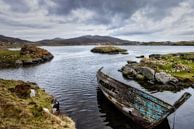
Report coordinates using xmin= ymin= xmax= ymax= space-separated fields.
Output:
xmin=91 ymin=45 xmax=127 ymax=54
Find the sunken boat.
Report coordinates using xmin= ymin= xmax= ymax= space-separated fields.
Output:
xmin=96 ymin=67 xmax=191 ymax=129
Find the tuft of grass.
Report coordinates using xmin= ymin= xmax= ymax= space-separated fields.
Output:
xmin=0 ymin=79 xmax=75 ymax=129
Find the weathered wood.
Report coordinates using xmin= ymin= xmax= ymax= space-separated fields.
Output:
xmin=173 ymin=92 xmax=191 ymax=110
xmin=96 ymin=67 xmax=191 ymax=129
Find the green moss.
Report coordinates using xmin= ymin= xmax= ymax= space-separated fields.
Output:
xmin=0 ymin=50 xmax=20 ymax=63
xmin=142 ymin=52 xmax=194 ymax=81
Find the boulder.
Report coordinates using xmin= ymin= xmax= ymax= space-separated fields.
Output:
xmin=155 ymin=72 xmax=178 ymax=84
xmin=122 ymin=65 xmax=137 ymax=77
xmin=139 ymin=67 xmax=155 ymax=80
xmin=135 ymin=74 xmax=145 ymax=80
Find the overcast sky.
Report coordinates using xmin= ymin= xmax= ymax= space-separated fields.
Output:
xmin=0 ymin=0 xmax=194 ymax=41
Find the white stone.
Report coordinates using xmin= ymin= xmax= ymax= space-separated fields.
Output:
xmin=30 ymin=89 xmax=36 ymax=97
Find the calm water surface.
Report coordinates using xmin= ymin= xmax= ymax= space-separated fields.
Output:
xmin=0 ymin=46 xmax=194 ymax=129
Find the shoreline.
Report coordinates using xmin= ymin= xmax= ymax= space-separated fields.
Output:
xmin=0 ymin=79 xmax=76 ymax=129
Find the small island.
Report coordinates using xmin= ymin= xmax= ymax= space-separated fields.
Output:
xmin=0 ymin=45 xmax=53 ymax=68
xmin=91 ymin=45 xmax=128 ymax=54
xmin=121 ymin=52 xmax=194 ymax=91
xmin=0 ymin=79 xmax=75 ymax=129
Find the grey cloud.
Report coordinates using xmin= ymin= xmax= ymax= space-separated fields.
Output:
xmin=0 ymin=0 xmax=193 ymax=41
xmin=112 ymin=29 xmax=163 ymax=36
xmin=178 ymin=30 xmax=194 ymax=35
xmin=48 ymin=0 xmax=184 ymax=25
xmin=0 ymin=17 xmax=51 ymax=29
xmin=2 ymin=0 xmax=30 ymax=13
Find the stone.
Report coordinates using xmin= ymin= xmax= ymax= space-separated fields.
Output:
xmin=136 ymin=55 xmax=144 ymax=58
xmin=135 ymin=74 xmax=145 ymax=80
xmin=155 ymin=72 xmax=178 ymax=84
xmin=127 ymin=60 xmax=137 ymax=64
xmin=122 ymin=65 xmax=137 ymax=77
xmin=30 ymin=89 xmax=36 ymax=97
xmin=15 ymin=60 xmax=23 ymax=66
xmin=139 ymin=67 xmax=155 ymax=80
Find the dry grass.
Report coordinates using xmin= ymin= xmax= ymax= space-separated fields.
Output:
xmin=0 ymin=79 xmax=75 ymax=129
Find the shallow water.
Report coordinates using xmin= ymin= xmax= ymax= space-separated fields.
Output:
xmin=0 ymin=46 xmax=194 ymax=129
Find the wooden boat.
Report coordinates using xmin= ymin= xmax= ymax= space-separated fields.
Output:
xmin=96 ymin=67 xmax=191 ymax=129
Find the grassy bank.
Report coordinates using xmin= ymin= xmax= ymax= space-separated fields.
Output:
xmin=141 ymin=53 xmax=194 ymax=81
xmin=0 ymin=79 xmax=75 ymax=129
xmin=0 ymin=49 xmax=31 ymax=67
xmin=0 ymin=45 xmax=53 ymax=68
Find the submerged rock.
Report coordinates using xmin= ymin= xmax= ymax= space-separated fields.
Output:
xmin=136 ymin=55 xmax=144 ymax=58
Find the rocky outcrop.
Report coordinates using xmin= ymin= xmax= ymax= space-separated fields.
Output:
xmin=120 ymin=60 xmax=184 ymax=91
xmin=91 ymin=45 xmax=128 ymax=54
xmin=0 ymin=45 xmax=54 ymax=68
xmin=20 ymin=45 xmax=54 ymax=65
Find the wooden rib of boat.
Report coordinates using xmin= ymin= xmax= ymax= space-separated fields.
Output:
xmin=96 ymin=67 xmax=191 ymax=129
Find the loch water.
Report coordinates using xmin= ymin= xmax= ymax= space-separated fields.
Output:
xmin=0 ymin=46 xmax=194 ymax=129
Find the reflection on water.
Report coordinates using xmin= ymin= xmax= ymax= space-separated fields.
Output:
xmin=96 ymin=88 xmax=171 ymax=129
xmin=0 ymin=46 xmax=194 ymax=129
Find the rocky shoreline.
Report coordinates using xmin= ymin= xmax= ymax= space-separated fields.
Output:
xmin=0 ymin=45 xmax=53 ymax=68
xmin=0 ymin=79 xmax=75 ymax=129
xmin=121 ymin=53 xmax=194 ymax=92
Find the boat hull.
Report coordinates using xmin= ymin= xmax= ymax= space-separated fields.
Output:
xmin=96 ymin=68 xmax=191 ymax=129
xmin=98 ymin=83 xmax=153 ymax=128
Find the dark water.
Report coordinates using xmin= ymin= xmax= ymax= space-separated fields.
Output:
xmin=1 ymin=46 xmax=194 ymax=129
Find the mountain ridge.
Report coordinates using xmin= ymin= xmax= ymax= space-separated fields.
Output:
xmin=0 ymin=34 xmax=194 ymax=46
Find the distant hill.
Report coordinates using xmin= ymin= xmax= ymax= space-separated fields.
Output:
xmin=0 ymin=35 xmax=33 ymax=47
xmin=37 ymin=35 xmax=140 ymax=46
xmin=0 ymin=34 xmax=194 ymax=46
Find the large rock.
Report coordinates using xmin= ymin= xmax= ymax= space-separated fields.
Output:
xmin=155 ymin=72 xmax=178 ymax=84
xmin=139 ymin=67 xmax=155 ymax=80
xmin=122 ymin=65 xmax=137 ymax=77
